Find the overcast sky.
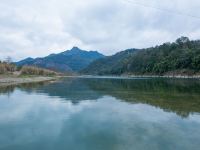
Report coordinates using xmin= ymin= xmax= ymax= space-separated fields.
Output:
xmin=0 ymin=0 xmax=200 ymax=61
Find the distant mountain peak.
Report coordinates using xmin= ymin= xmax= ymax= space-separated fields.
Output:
xmin=16 ymin=47 xmax=105 ymax=72
xmin=71 ymin=46 xmax=81 ymax=51
xmin=19 ymin=57 xmax=34 ymax=62
xmin=25 ymin=57 xmax=34 ymax=60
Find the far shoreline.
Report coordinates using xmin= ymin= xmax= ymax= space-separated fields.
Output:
xmin=70 ymin=74 xmax=200 ymax=79
xmin=126 ymin=74 xmax=200 ymax=79
xmin=0 ymin=74 xmax=199 ymax=87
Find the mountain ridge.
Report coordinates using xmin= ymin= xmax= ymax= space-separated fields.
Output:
xmin=16 ymin=36 xmax=200 ymax=76
xmin=16 ymin=47 xmax=105 ymax=72
xmin=81 ymin=37 xmax=200 ymax=75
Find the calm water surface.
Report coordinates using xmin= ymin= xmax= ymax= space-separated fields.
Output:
xmin=0 ymin=77 xmax=200 ymax=150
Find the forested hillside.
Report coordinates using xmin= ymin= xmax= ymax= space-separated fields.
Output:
xmin=81 ymin=37 xmax=200 ymax=75
xmin=81 ymin=49 xmax=138 ymax=75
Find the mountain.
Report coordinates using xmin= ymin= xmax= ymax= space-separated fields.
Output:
xmin=81 ymin=48 xmax=139 ymax=75
xmin=81 ymin=37 xmax=200 ymax=75
xmin=16 ymin=47 xmax=105 ymax=72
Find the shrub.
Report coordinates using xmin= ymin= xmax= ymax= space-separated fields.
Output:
xmin=0 ymin=63 xmax=17 ymax=74
xmin=20 ymin=66 xmax=57 ymax=76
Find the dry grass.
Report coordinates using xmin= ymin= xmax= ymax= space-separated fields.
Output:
xmin=0 ymin=63 xmax=16 ymax=74
xmin=20 ymin=66 xmax=57 ymax=76
xmin=0 ymin=62 xmax=58 ymax=76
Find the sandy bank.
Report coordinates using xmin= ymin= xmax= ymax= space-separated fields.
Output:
xmin=0 ymin=76 xmax=58 ymax=87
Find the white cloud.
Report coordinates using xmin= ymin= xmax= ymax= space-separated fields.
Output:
xmin=0 ymin=0 xmax=200 ymax=60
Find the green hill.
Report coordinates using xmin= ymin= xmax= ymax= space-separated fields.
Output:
xmin=81 ymin=49 xmax=139 ymax=75
xmin=81 ymin=37 xmax=200 ymax=76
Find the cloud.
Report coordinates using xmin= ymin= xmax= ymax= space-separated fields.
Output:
xmin=0 ymin=0 xmax=200 ymax=60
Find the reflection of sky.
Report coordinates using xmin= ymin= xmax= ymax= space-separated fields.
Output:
xmin=0 ymin=90 xmax=94 ymax=123
xmin=0 ymin=90 xmax=200 ymax=150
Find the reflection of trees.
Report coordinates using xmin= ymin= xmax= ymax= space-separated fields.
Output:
xmin=83 ymin=78 xmax=200 ymax=118
xmin=1 ymin=77 xmax=200 ymax=118
xmin=0 ymin=85 xmax=15 ymax=96
xmin=0 ymin=82 xmax=48 ymax=96
xmin=0 ymin=79 xmax=102 ymax=104
xmin=36 ymin=77 xmax=200 ymax=118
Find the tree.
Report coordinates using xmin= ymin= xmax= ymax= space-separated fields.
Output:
xmin=176 ymin=36 xmax=190 ymax=44
xmin=5 ymin=56 xmax=12 ymax=64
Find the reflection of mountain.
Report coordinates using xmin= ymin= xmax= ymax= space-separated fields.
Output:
xmin=83 ymin=78 xmax=200 ymax=118
xmin=0 ymin=79 xmax=102 ymax=103
xmin=1 ymin=77 xmax=200 ymax=118
xmin=36 ymin=78 xmax=102 ymax=103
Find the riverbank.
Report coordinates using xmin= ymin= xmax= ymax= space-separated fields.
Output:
xmin=78 ymin=74 xmax=200 ymax=79
xmin=2 ymin=74 xmax=198 ymax=87
xmin=127 ymin=75 xmax=200 ymax=79
xmin=122 ymin=70 xmax=200 ymax=79
xmin=0 ymin=76 xmax=59 ymax=87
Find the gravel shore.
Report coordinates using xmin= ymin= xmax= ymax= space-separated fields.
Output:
xmin=0 ymin=76 xmax=58 ymax=87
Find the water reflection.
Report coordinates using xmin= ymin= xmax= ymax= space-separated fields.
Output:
xmin=81 ymin=78 xmax=200 ymax=118
xmin=1 ymin=77 xmax=200 ymax=118
xmin=0 ymin=77 xmax=200 ymax=150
